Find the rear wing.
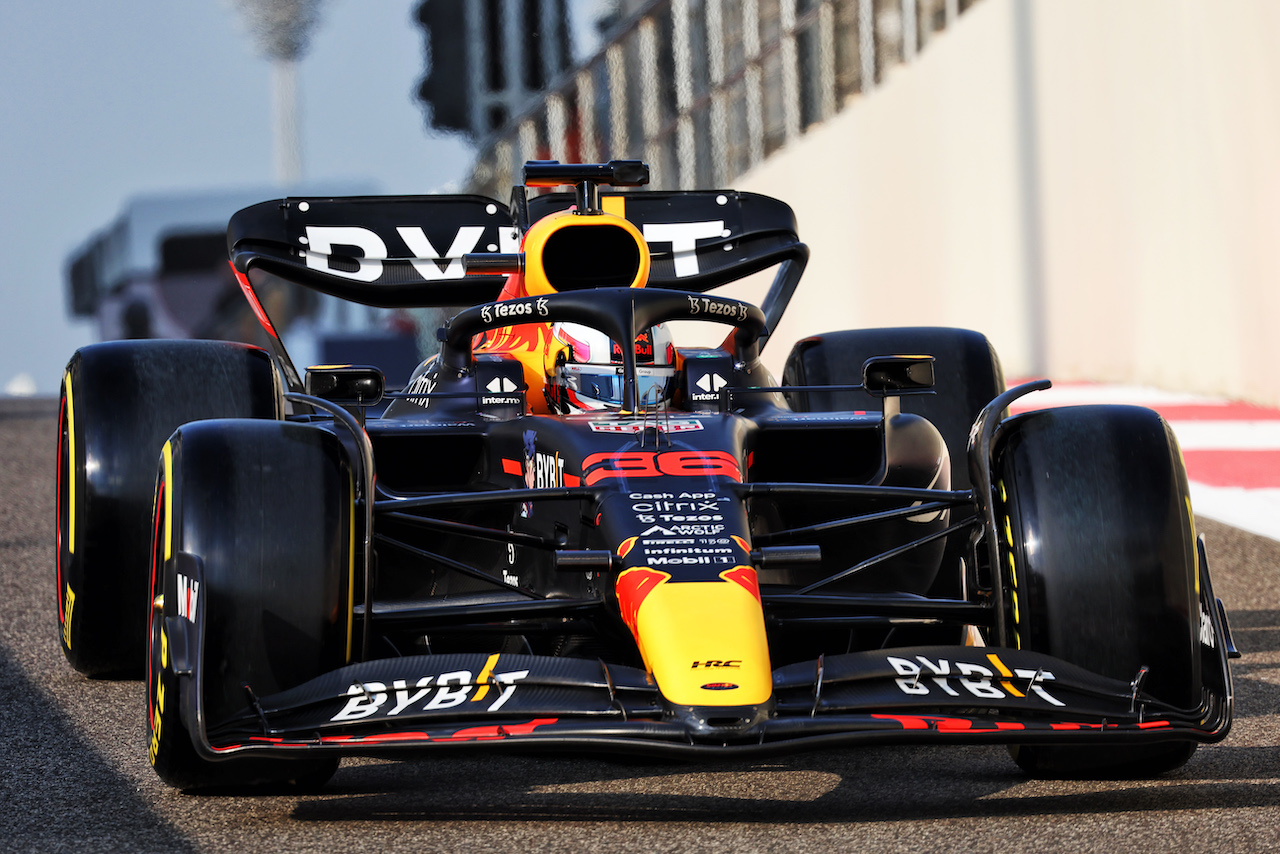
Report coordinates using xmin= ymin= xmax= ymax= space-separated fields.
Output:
xmin=227 ymin=162 xmax=809 ymax=392
xmin=226 ymin=188 xmax=807 ymax=314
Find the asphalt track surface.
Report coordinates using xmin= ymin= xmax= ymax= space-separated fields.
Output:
xmin=3 ymin=397 xmax=1278 ymax=853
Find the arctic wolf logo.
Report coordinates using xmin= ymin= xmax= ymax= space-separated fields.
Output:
xmin=521 ymin=429 xmax=537 ymax=518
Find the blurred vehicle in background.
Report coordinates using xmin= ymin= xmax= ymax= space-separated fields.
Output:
xmin=64 ymin=187 xmax=426 ymax=391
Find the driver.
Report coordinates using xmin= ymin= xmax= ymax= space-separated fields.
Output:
xmin=464 ymin=201 xmax=666 ymax=415
xmin=544 ymin=321 xmax=679 ymax=414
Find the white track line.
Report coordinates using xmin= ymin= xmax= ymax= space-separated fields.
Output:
xmin=1189 ymin=485 xmax=1280 ymax=543
xmin=1169 ymin=421 xmax=1280 ymax=451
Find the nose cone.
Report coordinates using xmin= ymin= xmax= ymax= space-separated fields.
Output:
xmin=617 ymin=565 xmax=773 ymax=707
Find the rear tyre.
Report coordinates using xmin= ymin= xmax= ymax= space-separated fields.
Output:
xmin=783 ymin=327 xmax=1005 ymax=609
xmin=996 ymin=405 xmax=1201 ymax=777
xmin=57 ymin=341 xmax=280 ymax=677
xmin=782 ymin=327 xmax=1005 ymax=491
xmin=148 ymin=419 xmax=351 ymax=790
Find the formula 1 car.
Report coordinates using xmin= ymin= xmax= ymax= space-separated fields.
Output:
xmin=55 ymin=161 xmax=1235 ymax=790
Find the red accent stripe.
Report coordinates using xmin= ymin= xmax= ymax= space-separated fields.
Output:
xmin=437 ymin=719 xmax=559 ymax=741
xmin=230 ymin=262 xmax=281 ymax=340
xmin=564 ymin=474 xmax=581 ymax=487
xmin=221 ymin=718 xmax=561 ymax=749
xmin=934 ymin=717 xmax=974 ymax=731
xmin=871 ymin=714 xmax=930 ymax=730
xmin=501 ymin=458 xmax=523 ymax=477
xmin=720 ymin=566 xmax=762 ymax=604
xmin=1147 ymin=404 xmax=1280 ymax=421
xmin=616 ymin=568 xmax=671 ymax=636
xmin=1182 ymin=450 xmax=1280 ymax=488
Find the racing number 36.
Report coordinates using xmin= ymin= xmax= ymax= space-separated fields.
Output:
xmin=582 ymin=451 xmax=741 ymax=486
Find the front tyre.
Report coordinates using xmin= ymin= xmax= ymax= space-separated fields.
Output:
xmin=148 ymin=419 xmax=351 ymax=790
xmin=996 ymin=405 xmax=1201 ymax=777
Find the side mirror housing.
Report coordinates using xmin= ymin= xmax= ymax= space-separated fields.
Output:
xmin=862 ymin=356 xmax=935 ymax=397
xmin=305 ymin=365 xmax=385 ymax=406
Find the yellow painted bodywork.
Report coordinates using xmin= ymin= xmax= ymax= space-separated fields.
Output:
xmin=470 ymin=653 xmax=502 ymax=704
xmin=633 ymin=578 xmax=773 ymax=707
xmin=602 ymin=196 xmax=626 ymax=217
xmin=518 ymin=208 xmax=650 ymax=296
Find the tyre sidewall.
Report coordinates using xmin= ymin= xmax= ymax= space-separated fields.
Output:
xmin=782 ymin=326 xmax=1005 ymax=491
xmin=58 ymin=341 xmax=280 ymax=677
xmin=148 ymin=419 xmax=351 ymax=789
xmin=997 ymin=405 xmax=1201 ymax=707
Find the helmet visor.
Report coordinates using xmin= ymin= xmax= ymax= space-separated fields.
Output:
xmin=560 ymin=363 xmax=677 ymax=408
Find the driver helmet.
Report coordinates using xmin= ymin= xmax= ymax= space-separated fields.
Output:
xmin=546 ymin=322 xmax=677 ymax=413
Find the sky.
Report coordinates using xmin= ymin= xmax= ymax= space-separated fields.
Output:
xmin=0 ymin=1 xmax=479 ymax=396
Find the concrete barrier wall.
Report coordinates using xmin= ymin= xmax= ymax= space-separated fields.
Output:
xmin=722 ymin=0 xmax=1280 ymax=406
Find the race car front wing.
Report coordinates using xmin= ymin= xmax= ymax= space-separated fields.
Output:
xmin=175 ymin=637 xmax=1231 ymax=761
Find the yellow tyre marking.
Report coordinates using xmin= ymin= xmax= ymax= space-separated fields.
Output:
xmin=65 ymin=372 xmax=76 ymax=554
xmin=62 ymin=584 xmax=75 ymax=649
xmin=1186 ymin=495 xmax=1199 ymax=595
xmin=149 ymin=678 xmax=165 ymax=766
xmin=162 ymin=441 xmax=174 ymax=562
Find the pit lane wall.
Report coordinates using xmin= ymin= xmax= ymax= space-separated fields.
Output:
xmin=727 ymin=0 xmax=1280 ymax=408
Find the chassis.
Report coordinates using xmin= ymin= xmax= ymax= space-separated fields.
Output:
xmin=55 ymin=161 xmax=1235 ymax=789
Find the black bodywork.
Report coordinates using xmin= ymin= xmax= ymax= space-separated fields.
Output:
xmin=140 ymin=162 xmax=1233 ymax=774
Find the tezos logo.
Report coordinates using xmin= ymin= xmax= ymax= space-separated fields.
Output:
xmin=481 ymin=300 xmax=540 ymax=325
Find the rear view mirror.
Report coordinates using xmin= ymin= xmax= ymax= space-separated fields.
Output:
xmin=862 ymin=356 xmax=935 ymax=396
xmin=305 ymin=365 xmax=385 ymax=406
